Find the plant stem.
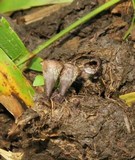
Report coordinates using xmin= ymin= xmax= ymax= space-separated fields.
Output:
xmin=33 ymin=0 xmax=120 ymax=54
xmin=123 ymin=0 xmax=135 ymax=40
xmin=17 ymin=0 xmax=120 ymax=66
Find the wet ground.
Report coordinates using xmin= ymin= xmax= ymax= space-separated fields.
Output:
xmin=0 ymin=0 xmax=135 ymax=159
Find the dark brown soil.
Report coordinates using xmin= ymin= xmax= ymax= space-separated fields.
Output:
xmin=1 ymin=0 xmax=135 ymax=160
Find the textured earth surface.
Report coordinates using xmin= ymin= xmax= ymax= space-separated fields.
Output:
xmin=0 ymin=0 xmax=135 ymax=159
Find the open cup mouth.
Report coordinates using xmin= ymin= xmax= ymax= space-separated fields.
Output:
xmin=83 ymin=57 xmax=101 ymax=75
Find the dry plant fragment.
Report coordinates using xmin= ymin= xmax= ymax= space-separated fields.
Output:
xmin=0 ymin=148 xmax=23 ymax=160
xmin=17 ymin=4 xmax=70 ymax=25
xmin=0 ymin=95 xmax=25 ymax=120
xmin=111 ymin=1 xmax=131 ymax=15
xmin=42 ymin=60 xmax=63 ymax=98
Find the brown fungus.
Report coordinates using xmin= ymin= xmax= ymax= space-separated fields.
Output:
xmin=82 ymin=57 xmax=102 ymax=81
xmin=83 ymin=57 xmax=101 ymax=75
xmin=59 ymin=63 xmax=80 ymax=97
xmin=42 ymin=60 xmax=63 ymax=98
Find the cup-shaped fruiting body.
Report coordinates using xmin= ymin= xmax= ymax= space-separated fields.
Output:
xmin=59 ymin=63 xmax=80 ymax=96
xmin=83 ymin=57 xmax=101 ymax=75
xmin=42 ymin=60 xmax=63 ymax=98
xmin=82 ymin=57 xmax=101 ymax=80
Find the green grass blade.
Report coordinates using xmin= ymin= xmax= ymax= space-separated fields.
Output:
xmin=0 ymin=17 xmax=43 ymax=72
xmin=32 ymin=0 xmax=120 ymax=55
xmin=0 ymin=0 xmax=73 ymax=13
xmin=16 ymin=0 xmax=120 ymax=67
xmin=0 ymin=17 xmax=31 ymax=63
xmin=123 ymin=0 xmax=135 ymax=40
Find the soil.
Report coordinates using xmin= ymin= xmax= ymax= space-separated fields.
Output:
xmin=0 ymin=0 xmax=135 ymax=159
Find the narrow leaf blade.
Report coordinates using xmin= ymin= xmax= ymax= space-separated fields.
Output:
xmin=0 ymin=17 xmax=32 ymax=66
xmin=0 ymin=0 xmax=73 ymax=13
xmin=0 ymin=48 xmax=35 ymax=115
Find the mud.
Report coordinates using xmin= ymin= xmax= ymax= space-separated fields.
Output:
xmin=0 ymin=0 xmax=135 ymax=159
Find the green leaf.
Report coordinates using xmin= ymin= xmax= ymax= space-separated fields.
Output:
xmin=0 ymin=49 xmax=35 ymax=107
xmin=0 ymin=17 xmax=30 ymax=63
xmin=33 ymin=75 xmax=44 ymax=86
xmin=119 ymin=92 xmax=135 ymax=106
xmin=0 ymin=0 xmax=73 ymax=13
xmin=28 ymin=57 xmax=43 ymax=72
xmin=0 ymin=17 xmax=40 ymax=71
